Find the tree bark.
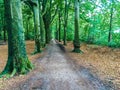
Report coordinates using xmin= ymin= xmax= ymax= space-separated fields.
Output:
xmin=42 ymin=0 xmax=51 ymax=44
xmin=32 ymin=0 xmax=41 ymax=53
xmin=55 ymin=21 xmax=59 ymax=40
xmin=1 ymin=0 xmax=33 ymax=77
xmin=38 ymin=0 xmax=46 ymax=47
xmin=40 ymin=13 xmax=46 ymax=47
xmin=63 ymin=0 xmax=69 ymax=45
xmin=43 ymin=12 xmax=51 ymax=44
xmin=26 ymin=17 xmax=29 ymax=40
xmin=73 ymin=0 xmax=82 ymax=53
xmin=42 ymin=0 xmax=58 ymax=43
xmin=58 ymin=11 xmax=61 ymax=42
xmin=108 ymin=0 xmax=113 ymax=44
xmin=3 ymin=29 xmax=6 ymax=42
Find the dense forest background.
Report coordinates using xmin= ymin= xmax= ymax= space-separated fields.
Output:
xmin=0 ymin=0 xmax=120 ymax=47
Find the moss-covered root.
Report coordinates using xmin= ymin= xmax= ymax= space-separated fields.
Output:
xmin=0 ymin=58 xmax=33 ymax=78
xmin=0 ymin=69 xmax=16 ymax=79
xmin=72 ymin=48 xmax=83 ymax=54
xmin=0 ymin=69 xmax=19 ymax=79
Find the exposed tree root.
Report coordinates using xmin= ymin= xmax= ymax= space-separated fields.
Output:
xmin=0 ymin=71 xmax=13 ymax=79
xmin=72 ymin=48 xmax=83 ymax=53
xmin=0 ymin=67 xmax=32 ymax=79
xmin=0 ymin=58 xmax=33 ymax=79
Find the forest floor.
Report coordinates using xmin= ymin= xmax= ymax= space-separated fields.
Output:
xmin=0 ymin=40 xmax=119 ymax=90
xmin=0 ymin=41 xmax=43 ymax=90
xmin=65 ymin=41 xmax=120 ymax=90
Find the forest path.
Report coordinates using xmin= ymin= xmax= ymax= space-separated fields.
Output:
xmin=15 ymin=40 xmax=111 ymax=90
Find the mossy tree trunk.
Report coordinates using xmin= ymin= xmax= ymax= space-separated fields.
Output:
xmin=55 ymin=21 xmax=59 ymax=40
xmin=38 ymin=0 xmax=46 ymax=47
xmin=3 ymin=29 xmax=7 ymax=42
xmin=1 ymin=0 xmax=33 ymax=77
xmin=73 ymin=0 xmax=82 ymax=53
xmin=40 ymin=13 xmax=46 ymax=47
xmin=32 ymin=0 xmax=41 ymax=53
xmin=42 ymin=0 xmax=58 ymax=44
xmin=42 ymin=0 xmax=51 ymax=44
xmin=43 ymin=11 xmax=51 ymax=44
xmin=24 ymin=0 xmax=41 ymax=53
xmin=26 ymin=17 xmax=30 ymax=40
xmin=58 ymin=11 xmax=61 ymax=42
xmin=63 ymin=0 xmax=70 ymax=45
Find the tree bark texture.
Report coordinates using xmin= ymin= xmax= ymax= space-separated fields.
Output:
xmin=1 ymin=0 xmax=33 ymax=76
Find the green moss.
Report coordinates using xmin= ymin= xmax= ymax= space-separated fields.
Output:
xmin=0 ymin=57 xmax=33 ymax=78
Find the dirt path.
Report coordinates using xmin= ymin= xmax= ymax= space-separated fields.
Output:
xmin=14 ymin=40 xmax=113 ymax=90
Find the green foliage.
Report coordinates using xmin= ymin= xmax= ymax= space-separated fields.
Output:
xmin=0 ymin=0 xmax=120 ymax=48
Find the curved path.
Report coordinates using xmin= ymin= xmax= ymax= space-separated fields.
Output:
xmin=16 ymin=40 xmax=112 ymax=90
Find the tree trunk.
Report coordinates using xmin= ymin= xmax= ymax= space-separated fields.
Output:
xmin=42 ymin=0 xmax=56 ymax=44
xmin=43 ymin=12 xmax=51 ymax=44
xmin=40 ymin=13 xmax=46 ymax=47
xmin=1 ymin=0 xmax=33 ymax=77
xmin=44 ymin=20 xmax=51 ymax=44
xmin=55 ymin=21 xmax=59 ymax=40
xmin=58 ymin=11 xmax=61 ymax=42
xmin=73 ymin=0 xmax=82 ymax=53
xmin=108 ymin=1 xmax=113 ymax=44
xmin=32 ymin=0 xmax=41 ymax=53
xmin=63 ymin=0 xmax=69 ymax=45
xmin=26 ymin=18 xmax=29 ymax=40
xmin=3 ymin=29 xmax=6 ymax=42
xmin=38 ymin=1 xmax=46 ymax=47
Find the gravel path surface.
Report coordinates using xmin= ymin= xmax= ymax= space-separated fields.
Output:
xmin=14 ymin=40 xmax=112 ymax=90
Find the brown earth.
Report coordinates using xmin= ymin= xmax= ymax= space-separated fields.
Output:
xmin=65 ymin=41 xmax=120 ymax=89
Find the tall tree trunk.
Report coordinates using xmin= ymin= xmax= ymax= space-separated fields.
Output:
xmin=58 ymin=11 xmax=61 ymax=42
xmin=32 ymin=0 xmax=41 ymax=53
xmin=3 ymin=29 xmax=6 ymax=42
xmin=108 ymin=1 xmax=113 ymax=44
xmin=38 ymin=0 xmax=46 ymax=47
xmin=3 ymin=11 xmax=7 ymax=42
xmin=43 ymin=19 xmax=51 ymax=44
xmin=42 ymin=0 xmax=51 ymax=44
xmin=1 ymin=0 xmax=33 ymax=77
xmin=73 ymin=0 xmax=82 ymax=53
xmin=63 ymin=0 xmax=69 ymax=45
xmin=42 ymin=0 xmax=57 ymax=43
xmin=43 ymin=11 xmax=51 ymax=44
xmin=26 ymin=18 xmax=29 ymax=40
xmin=55 ymin=21 xmax=59 ymax=40
xmin=40 ymin=13 xmax=46 ymax=47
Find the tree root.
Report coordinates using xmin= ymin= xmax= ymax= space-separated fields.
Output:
xmin=72 ymin=48 xmax=83 ymax=54
xmin=0 ymin=67 xmax=32 ymax=79
xmin=0 ymin=71 xmax=13 ymax=79
xmin=0 ymin=58 xmax=33 ymax=79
